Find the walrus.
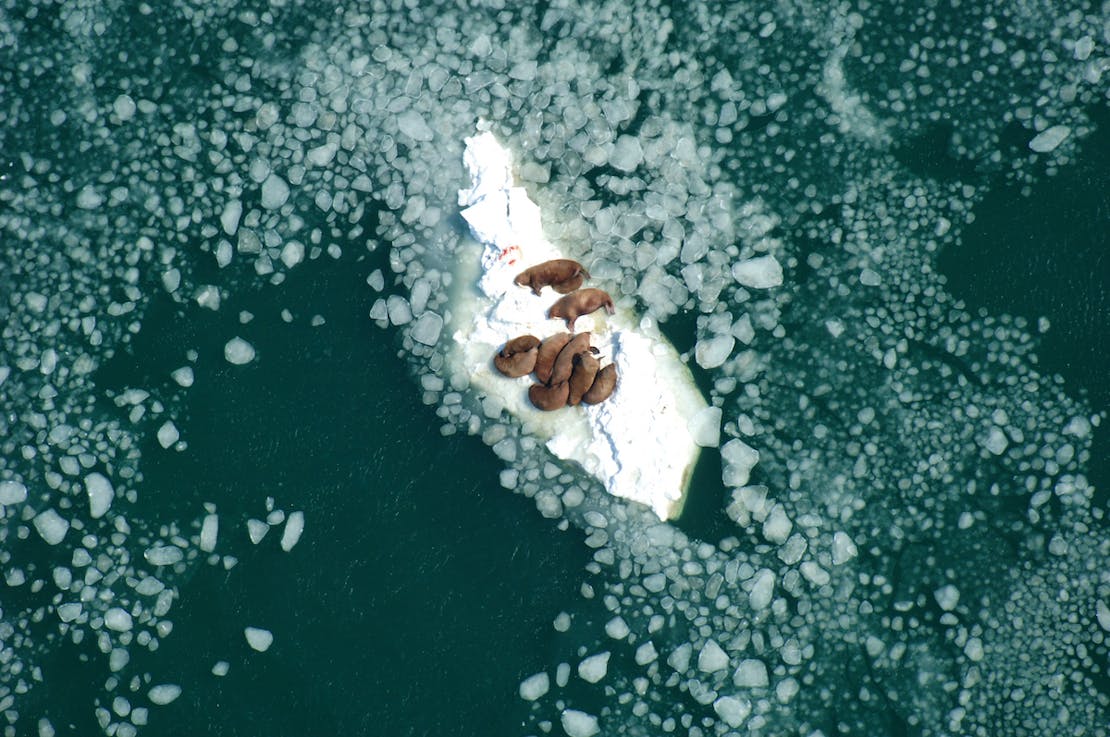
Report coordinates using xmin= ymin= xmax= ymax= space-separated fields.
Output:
xmin=548 ymin=288 xmax=615 ymax=331
xmin=493 ymin=335 xmax=541 ymax=378
xmin=548 ymin=332 xmax=594 ymax=386
xmin=514 ymin=259 xmax=591 ymax=296
xmin=581 ymin=363 xmax=618 ymax=404
xmin=528 ymin=381 xmax=569 ymax=411
xmin=567 ymin=352 xmax=601 ymax=406
xmin=533 ymin=332 xmax=572 ymax=384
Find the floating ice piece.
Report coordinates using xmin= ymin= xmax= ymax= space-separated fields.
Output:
xmin=224 ymin=337 xmax=256 ymax=365
xmin=452 ymin=132 xmax=708 ymax=520
xmin=560 ymin=709 xmax=600 ymax=737
xmin=713 ymin=696 xmax=752 ymax=728
xmin=157 ymin=421 xmax=180 ymax=449
xmin=519 ymin=672 xmax=549 ymax=701
xmin=732 ymin=658 xmax=768 ymax=688
xmin=200 ymin=514 xmax=219 ymax=552
xmin=577 ymin=652 xmax=610 ymax=683
xmin=280 ymin=511 xmax=304 ymax=551
xmin=0 ymin=480 xmax=28 ymax=505
xmin=34 ymin=509 xmax=69 ymax=545
xmin=1028 ymin=125 xmax=1070 ymax=153
xmin=260 ymin=174 xmax=289 ymax=209
xmin=147 ymin=685 xmax=181 ymax=706
xmin=721 ymin=438 xmax=760 ymax=487
xmin=732 ymin=255 xmax=783 ymax=288
xmin=697 ymin=639 xmax=729 ymax=673
xmin=212 ymin=661 xmax=230 ymax=677
xmin=85 ymin=473 xmax=114 ymax=518
xmin=104 ymin=607 xmax=133 ymax=632
xmin=246 ymin=518 xmax=269 ymax=544
xmin=245 ymin=626 xmax=273 ymax=652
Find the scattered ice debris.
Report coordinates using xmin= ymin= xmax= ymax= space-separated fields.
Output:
xmin=200 ymin=514 xmax=219 ymax=552
xmin=171 ymin=366 xmax=195 ymax=387
xmin=224 ymin=337 xmax=256 ymax=365
xmin=246 ymin=518 xmax=269 ymax=544
xmin=157 ymin=421 xmax=180 ymax=449
xmin=560 ymin=709 xmax=599 ymax=737
xmin=147 ymin=684 xmax=182 ymax=706
xmin=212 ymin=661 xmax=230 ymax=677
xmin=104 ymin=608 xmax=133 ymax=632
xmin=279 ymin=511 xmax=304 ymax=552
xmin=731 ymin=255 xmax=783 ymax=288
xmin=245 ymin=626 xmax=274 ymax=652
xmin=1029 ymin=125 xmax=1071 ymax=153
xmin=577 ymin=651 xmax=610 ymax=683
xmin=33 ymin=509 xmax=69 ymax=545
xmin=0 ymin=480 xmax=28 ymax=505
xmin=519 ymin=672 xmax=550 ymax=701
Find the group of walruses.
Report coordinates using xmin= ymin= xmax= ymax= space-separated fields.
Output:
xmin=492 ymin=259 xmax=619 ymax=411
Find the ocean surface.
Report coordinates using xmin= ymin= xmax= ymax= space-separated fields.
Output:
xmin=0 ymin=2 xmax=1106 ymax=736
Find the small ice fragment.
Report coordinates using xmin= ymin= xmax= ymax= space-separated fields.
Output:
xmin=1096 ymin=600 xmax=1110 ymax=632
xmin=85 ymin=473 xmax=114 ymax=519
xmin=713 ymin=696 xmax=752 ymax=728
xmin=147 ymin=684 xmax=181 ymax=706
xmin=410 ymin=312 xmax=443 ymax=346
xmin=220 ymin=200 xmax=242 ymax=235
xmin=748 ymin=569 xmax=775 ymax=610
xmin=577 ymin=652 xmax=610 ymax=683
xmin=981 ymin=426 xmax=1008 ymax=455
xmin=721 ymin=438 xmax=760 ymax=487
xmin=1028 ymin=125 xmax=1070 ymax=153
xmin=113 ymin=94 xmax=136 ymax=121
xmin=694 ymin=335 xmax=734 ymax=369
xmin=280 ymin=241 xmax=304 ymax=268
xmin=245 ymin=626 xmax=274 ymax=652
xmin=76 ymin=186 xmax=104 ymax=210
xmin=604 ymin=615 xmax=629 ymax=640
xmin=831 ymin=531 xmax=858 ymax=564
xmin=609 ymin=135 xmax=644 ymax=172
xmin=934 ymin=584 xmax=960 ymax=611
xmin=157 ymin=421 xmax=180 ymax=449
xmin=200 ymin=514 xmax=219 ymax=552
xmin=246 ymin=518 xmax=269 ymax=543
xmin=280 ymin=511 xmax=304 ymax=552
xmin=144 ymin=545 xmax=184 ymax=566
xmin=732 ymin=658 xmax=768 ymax=687
xmin=0 ymin=480 xmax=28 ymax=505
xmin=397 ymin=110 xmax=434 ymax=141
xmin=635 ymin=641 xmax=658 ymax=665
xmin=224 ymin=337 xmax=256 ymax=365
xmin=104 ymin=607 xmax=133 ymax=632
xmin=260 ymin=174 xmax=290 ymax=209
xmin=212 ymin=661 xmax=230 ymax=677
xmin=761 ymin=505 xmax=792 ymax=543
xmin=560 ymin=709 xmax=600 ymax=737
xmin=171 ymin=366 xmax=194 ymax=387
xmin=732 ymin=255 xmax=783 ymax=288
xmin=34 ymin=509 xmax=69 ymax=545
xmin=57 ymin=602 xmax=82 ymax=622
xmin=697 ymin=639 xmax=729 ymax=673
xmin=689 ymin=406 xmax=722 ymax=447
xmin=519 ymin=672 xmax=549 ymax=701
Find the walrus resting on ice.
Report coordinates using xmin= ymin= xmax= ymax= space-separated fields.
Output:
xmin=493 ymin=335 xmax=541 ymax=378
xmin=514 ymin=259 xmax=591 ymax=296
xmin=533 ymin=332 xmax=572 ymax=384
xmin=547 ymin=288 xmax=615 ymax=330
xmin=528 ymin=381 xmax=569 ymax=411
xmin=581 ymin=363 xmax=618 ymax=404
xmin=567 ymin=352 xmax=601 ymax=406
xmin=548 ymin=332 xmax=594 ymax=386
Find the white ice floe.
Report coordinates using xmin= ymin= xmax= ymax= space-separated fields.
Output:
xmin=280 ymin=511 xmax=304 ymax=551
xmin=85 ymin=473 xmax=114 ymax=519
xmin=452 ymin=132 xmax=709 ymax=520
xmin=147 ymin=684 xmax=181 ymax=706
xmin=224 ymin=337 xmax=256 ymax=365
xmin=245 ymin=626 xmax=273 ymax=652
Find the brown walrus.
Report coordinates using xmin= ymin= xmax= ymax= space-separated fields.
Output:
xmin=567 ymin=353 xmax=601 ymax=406
xmin=514 ymin=259 xmax=591 ymax=296
xmin=528 ymin=381 xmax=569 ymax=411
xmin=549 ymin=332 xmax=594 ymax=386
xmin=492 ymin=335 xmax=541 ymax=378
xmin=581 ymin=363 xmax=618 ymax=404
xmin=548 ymin=288 xmax=615 ymax=331
xmin=533 ymin=332 xmax=572 ymax=384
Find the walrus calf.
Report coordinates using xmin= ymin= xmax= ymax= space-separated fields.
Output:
xmin=581 ymin=363 xmax=618 ymax=404
xmin=493 ymin=335 xmax=541 ymax=378
xmin=548 ymin=288 xmax=615 ymax=331
xmin=533 ymin=332 xmax=572 ymax=384
xmin=514 ymin=259 xmax=591 ymax=296
xmin=567 ymin=353 xmax=601 ymax=406
xmin=528 ymin=381 xmax=569 ymax=411
xmin=548 ymin=332 xmax=593 ymax=386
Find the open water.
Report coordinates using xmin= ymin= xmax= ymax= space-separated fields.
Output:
xmin=0 ymin=1 xmax=1106 ymax=736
